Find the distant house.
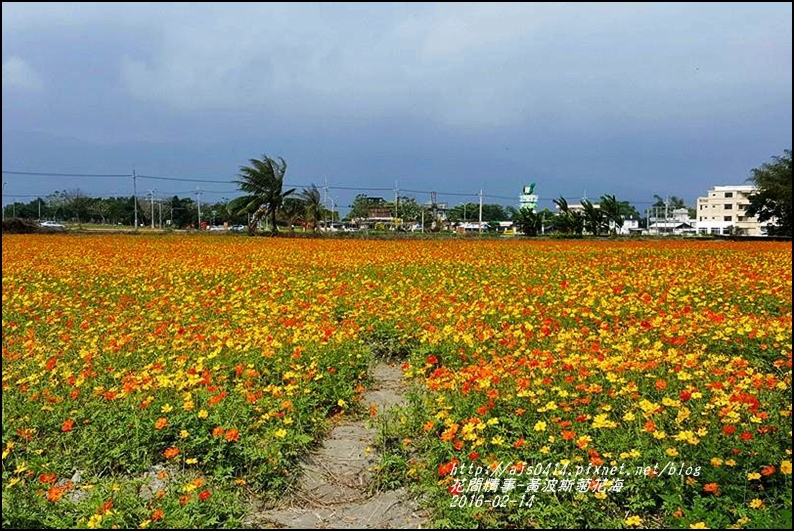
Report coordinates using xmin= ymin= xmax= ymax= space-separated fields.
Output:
xmin=696 ymin=185 xmax=767 ymax=236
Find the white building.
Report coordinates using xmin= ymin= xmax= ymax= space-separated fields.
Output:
xmin=696 ymin=185 xmax=766 ymax=236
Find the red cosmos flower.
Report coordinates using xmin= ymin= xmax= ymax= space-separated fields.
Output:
xmin=198 ymin=489 xmax=212 ymax=501
xmin=61 ymin=419 xmax=75 ymax=432
xmin=760 ymin=465 xmax=776 ymax=476
xmin=99 ymin=498 xmax=113 ymax=514
xmin=426 ymin=355 xmax=438 ymax=365
xmin=740 ymin=431 xmax=754 ymax=441
xmin=438 ymin=459 xmax=459 ymax=476
xmin=679 ymin=390 xmax=692 ymax=401
xmin=722 ymin=425 xmax=736 ymax=435
xmin=469 ymin=452 xmax=480 ymax=461
xmin=39 ymin=472 xmax=57 ymax=484
xmin=208 ymin=391 xmax=228 ymax=406
xmin=225 ymin=428 xmax=240 ymax=442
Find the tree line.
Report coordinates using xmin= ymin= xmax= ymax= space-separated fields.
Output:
xmin=4 ymin=149 xmax=789 ymax=236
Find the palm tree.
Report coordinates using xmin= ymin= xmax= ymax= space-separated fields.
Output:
xmin=552 ymin=196 xmax=584 ymax=235
xmin=300 ymin=184 xmax=323 ymax=232
xmin=233 ymin=155 xmax=295 ymax=235
xmin=280 ymin=197 xmax=304 ymax=231
xmin=514 ymin=206 xmax=542 ymax=236
xmin=582 ymin=199 xmax=606 ymax=236
xmin=599 ymin=194 xmax=624 ymax=235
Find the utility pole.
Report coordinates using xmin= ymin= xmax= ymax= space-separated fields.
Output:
xmin=2 ymin=182 xmax=6 ymax=221
xmin=196 ymin=187 xmax=203 ymax=229
xmin=132 ymin=170 xmax=138 ymax=231
xmin=158 ymin=198 xmax=162 ymax=229
xmin=323 ymin=176 xmax=329 ymax=231
xmin=148 ymin=189 xmax=157 ymax=229
xmin=394 ymin=180 xmax=399 ymax=222
xmin=478 ymin=189 xmax=483 ymax=234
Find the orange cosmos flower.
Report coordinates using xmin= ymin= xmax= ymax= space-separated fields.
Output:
xmin=224 ymin=428 xmax=240 ymax=442
xmin=99 ymin=498 xmax=114 ymax=514
xmin=163 ymin=447 xmax=180 ymax=459
xmin=151 ymin=508 xmax=164 ymax=521
xmin=561 ymin=430 xmax=576 ymax=441
xmin=703 ymin=483 xmax=720 ymax=495
xmin=760 ymin=465 xmax=776 ymax=476
xmin=212 ymin=426 xmax=225 ymax=437
xmin=154 ymin=417 xmax=168 ymax=430
xmin=46 ymin=485 xmax=67 ymax=502
xmin=39 ymin=473 xmax=57 ymax=484
xmin=198 ymin=489 xmax=212 ymax=501
xmin=61 ymin=419 xmax=75 ymax=432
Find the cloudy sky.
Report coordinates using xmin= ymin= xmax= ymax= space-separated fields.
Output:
xmin=2 ymin=2 xmax=791 ymax=214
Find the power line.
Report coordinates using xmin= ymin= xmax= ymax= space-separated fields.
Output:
xmin=2 ymin=170 xmax=130 ymax=178
xmin=136 ymin=174 xmax=235 ymax=184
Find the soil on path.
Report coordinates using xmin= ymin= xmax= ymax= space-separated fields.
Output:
xmin=244 ymin=363 xmax=427 ymax=529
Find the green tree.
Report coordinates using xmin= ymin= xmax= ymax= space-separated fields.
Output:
xmin=233 ymin=155 xmax=295 ymax=236
xmin=299 ymin=184 xmax=323 ymax=231
xmin=652 ymin=195 xmax=695 ymax=218
xmin=582 ymin=199 xmax=606 ymax=236
xmin=600 ymin=194 xmax=624 ymax=233
xmin=347 ymin=194 xmax=371 ymax=221
xmin=746 ymin=149 xmax=792 ymax=236
xmin=515 ymin=206 xmax=542 ymax=236
xmin=552 ymin=196 xmax=584 ymax=235
xmin=280 ymin=197 xmax=304 ymax=231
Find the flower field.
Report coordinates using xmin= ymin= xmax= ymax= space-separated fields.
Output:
xmin=2 ymin=234 xmax=791 ymax=528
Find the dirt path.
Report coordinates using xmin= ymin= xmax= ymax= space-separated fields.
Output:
xmin=244 ymin=363 xmax=427 ymax=529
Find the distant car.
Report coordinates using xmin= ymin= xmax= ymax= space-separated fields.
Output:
xmin=40 ymin=221 xmax=66 ymax=229
xmin=209 ymin=225 xmax=226 ymax=232
xmin=230 ymin=225 xmax=246 ymax=232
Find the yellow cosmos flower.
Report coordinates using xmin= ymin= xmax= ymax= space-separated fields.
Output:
xmin=749 ymin=498 xmax=764 ymax=509
xmin=781 ymin=460 xmax=792 ymax=475
xmin=198 ymin=409 xmax=209 ymax=419
xmin=534 ymin=421 xmax=547 ymax=432
xmin=625 ymin=515 xmax=642 ymax=526
xmin=275 ymin=429 xmax=287 ymax=438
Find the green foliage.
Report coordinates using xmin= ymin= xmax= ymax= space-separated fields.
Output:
xmin=514 ymin=206 xmax=542 ymax=236
xmin=234 ymin=155 xmax=295 ymax=235
xmin=746 ymin=149 xmax=792 ymax=237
